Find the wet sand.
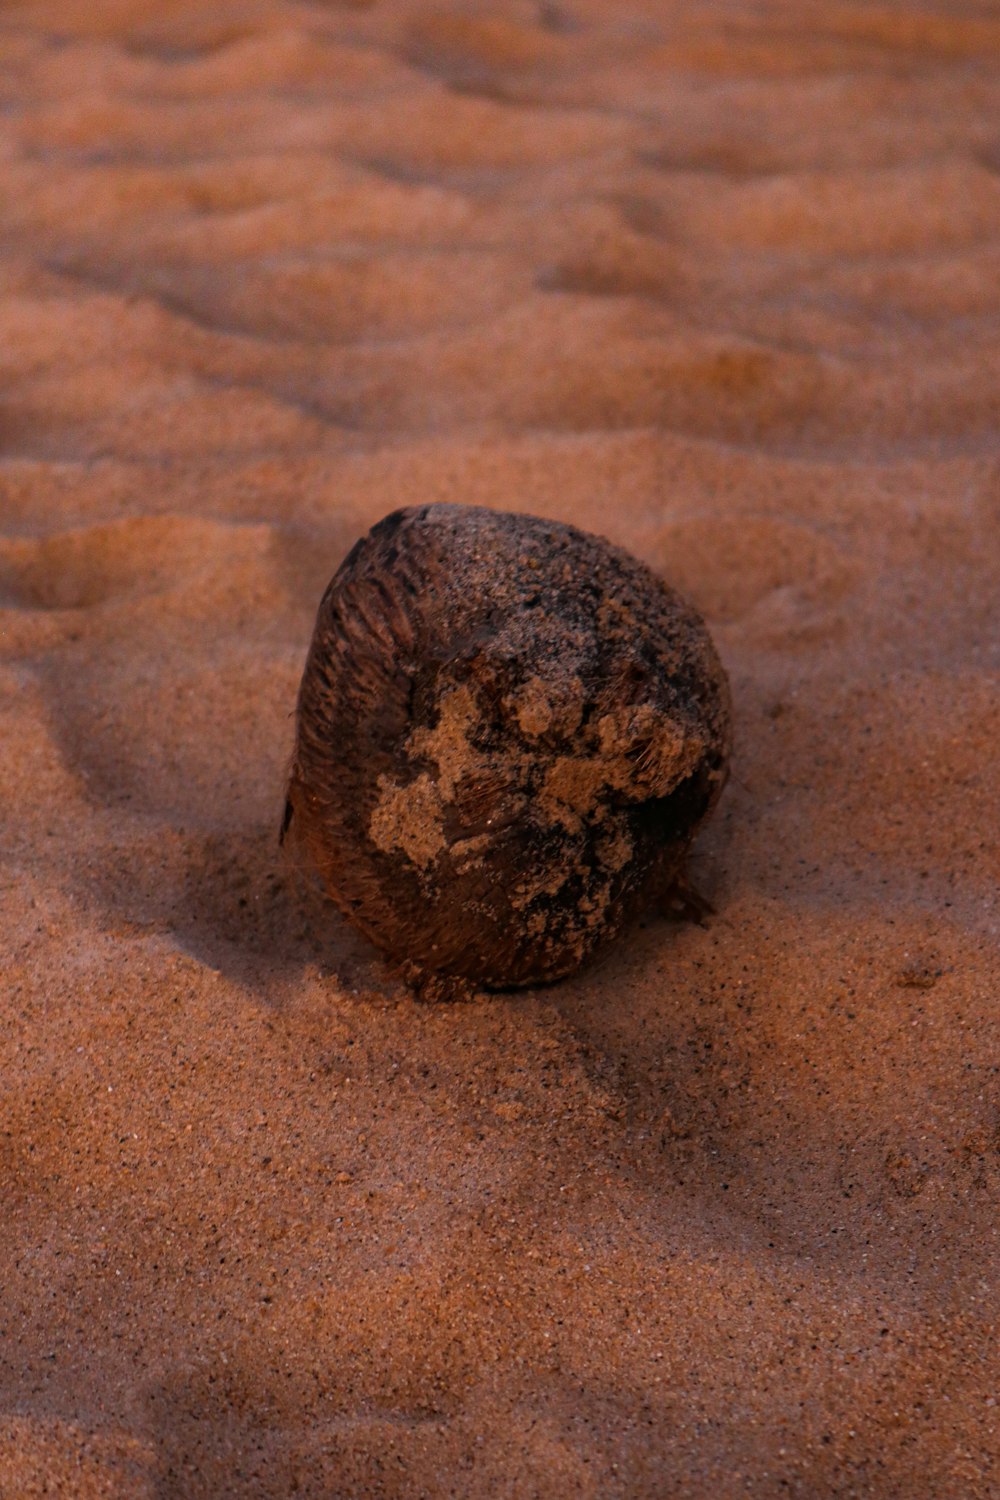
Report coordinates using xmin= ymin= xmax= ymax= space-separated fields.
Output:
xmin=1 ymin=1 xmax=999 ymax=1495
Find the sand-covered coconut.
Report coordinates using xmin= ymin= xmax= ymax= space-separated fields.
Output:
xmin=284 ymin=504 xmax=731 ymax=991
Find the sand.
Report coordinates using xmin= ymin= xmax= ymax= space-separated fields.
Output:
xmin=1 ymin=0 xmax=998 ymax=1495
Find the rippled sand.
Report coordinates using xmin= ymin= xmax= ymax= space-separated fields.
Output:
xmin=2 ymin=2 xmax=999 ymax=1495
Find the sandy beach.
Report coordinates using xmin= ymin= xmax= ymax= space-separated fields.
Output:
xmin=2 ymin=1 xmax=999 ymax=1494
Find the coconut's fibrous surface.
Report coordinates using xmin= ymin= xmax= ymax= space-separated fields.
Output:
xmin=284 ymin=503 xmax=731 ymax=991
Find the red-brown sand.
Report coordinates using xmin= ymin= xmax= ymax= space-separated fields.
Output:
xmin=2 ymin=2 xmax=999 ymax=1496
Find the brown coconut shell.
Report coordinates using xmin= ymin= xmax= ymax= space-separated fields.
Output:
xmin=284 ymin=503 xmax=731 ymax=991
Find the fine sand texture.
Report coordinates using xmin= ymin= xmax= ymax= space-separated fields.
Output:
xmin=2 ymin=1 xmax=999 ymax=1496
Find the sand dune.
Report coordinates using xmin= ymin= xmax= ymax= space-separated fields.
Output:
xmin=2 ymin=1 xmax=998 ymax=1496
